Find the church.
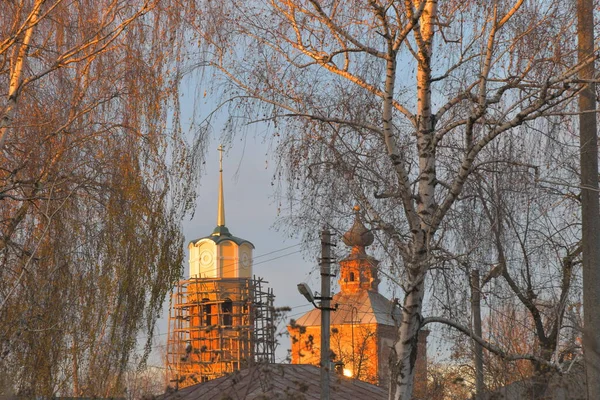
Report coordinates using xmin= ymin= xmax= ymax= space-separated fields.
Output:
xmin=165 ymin=146 xmax=275 ymax=388
xmin=288 ymin=206 xmax=429 ymax=396
xmin=164 ymin=147 xmax=427 ymax=396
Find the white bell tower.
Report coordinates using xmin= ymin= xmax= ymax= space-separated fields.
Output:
xmin=188 ymin=145 xmax=254 ymax=279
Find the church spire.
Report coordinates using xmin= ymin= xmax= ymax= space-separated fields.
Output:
xmin=212 ymin=145 xmax=230 ymax=237
xmin=217 ymin=144 xmax=225 ymax=227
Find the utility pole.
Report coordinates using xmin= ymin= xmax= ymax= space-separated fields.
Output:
xmin=470 ymin=270 xmax=484 ymax=399
xmin=320 ymin=229 xmax=332 ymax=400
xmin=577 ymin=0 xmax=600 ymax=397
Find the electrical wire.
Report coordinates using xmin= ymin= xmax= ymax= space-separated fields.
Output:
xmin=185 ymin=243 xmax=303 ymax=278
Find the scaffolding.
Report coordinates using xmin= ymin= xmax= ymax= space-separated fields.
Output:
xmin=166 ymin=276 xmax=275 ymax=388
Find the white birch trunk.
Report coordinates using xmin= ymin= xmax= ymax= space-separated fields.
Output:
xmin=390 ymin=2 xmax=437 ymax=399
xmin=0 ymin=1 xmax=43 ymax=151
xmin=391 ymin=275 xmax=426 ymax=400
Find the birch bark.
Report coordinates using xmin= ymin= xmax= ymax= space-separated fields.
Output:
xmin=389 ymin=2 xmax=437 ymax=399
xmin=0 ymin=0 xmax=44 ymax=151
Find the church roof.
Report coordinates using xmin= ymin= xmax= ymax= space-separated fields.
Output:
xmin=189 ymin=226 xmax=255 ymax=248
xmin=158 ymin=363 xmax=387 ymax=400
xmin=342 ymin=206 xmax=374 ymax=248
xmin=294 ymin=290 xmax=399 ymax=327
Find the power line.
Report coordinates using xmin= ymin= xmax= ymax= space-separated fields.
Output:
xmin=253 ymin=243 xmax=303 ymax=259
xmin=184 ymin=249 xmax=303 ymax=278
xmin=185 ymin=243 xmax=303 ymax=277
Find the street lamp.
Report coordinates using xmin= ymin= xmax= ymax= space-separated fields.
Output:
xmin=297 ymin=282 xmax=316 ymax=307
xmin=297 ymin=282 xmax=338 ymax=311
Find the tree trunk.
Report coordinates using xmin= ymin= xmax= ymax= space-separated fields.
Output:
xmin=391 ymin=276 xmax=426 ymax=400
xmin=471 ymin=270 xmax=484 ymax=399
xmin=577 ymin=0 xmax=600 ymax=398
xmin=0 ymin=1 xmax=43 ymax=151
xmin=390 ymin=3 xmax=438 ymax=399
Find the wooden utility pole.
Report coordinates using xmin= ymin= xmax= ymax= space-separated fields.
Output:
xmin=320 ymin=229 xmax=332 ymax=400
xmin=470 ymin=270 xmax=484 ymax=399
xmin=577 ymin=1 xmax=600 ymax=398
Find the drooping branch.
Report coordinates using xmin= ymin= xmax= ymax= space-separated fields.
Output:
xmin=306 ymin=0 xmax=387 ymax=59
xmin=422 ymin=316 xmax=561 ymax=371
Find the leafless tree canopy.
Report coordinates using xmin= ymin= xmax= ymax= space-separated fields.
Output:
xmin=181 ymin=1 xmax=596 ymax=398
xmin=1 ymin=0 xmax=597 ymax=398
xmin=0 ymin=0 xmax=197 ymax=396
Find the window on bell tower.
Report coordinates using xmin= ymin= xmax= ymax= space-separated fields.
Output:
xmin=202 ymin=298 xmax=213 ymax=326
xmin=222 ymin=299 xmax=233 ymax=326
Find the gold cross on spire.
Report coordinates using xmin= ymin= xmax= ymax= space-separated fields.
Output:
xmin=218 ymin=144 xmax=224 ymax=172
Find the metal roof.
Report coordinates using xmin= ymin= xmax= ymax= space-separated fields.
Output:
xmin=189 ymin=225 xmax=255 ymax=248
xmin=294 ymin=290 xmax=400 ymax=328
xmin=159 ymin=363 xmax=387 ymax=400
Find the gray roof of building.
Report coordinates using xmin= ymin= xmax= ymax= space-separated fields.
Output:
xmin=158 ymin=363 xmax=387 ymax=400
xmin=294 ymin=290 xmax=400 ymax=328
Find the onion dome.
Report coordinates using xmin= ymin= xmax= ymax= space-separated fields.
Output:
xmin=342 ymin=206 xmax=374 ymax=248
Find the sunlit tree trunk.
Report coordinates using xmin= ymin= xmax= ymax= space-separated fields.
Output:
xmin=0 ymin=0 xmax=43 ymax=151
xmin=389 ymin=2 xmax=437 ymax=399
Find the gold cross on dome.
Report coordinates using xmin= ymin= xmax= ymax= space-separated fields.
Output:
xmin=217 ymin=144 xmax=224 ymax=172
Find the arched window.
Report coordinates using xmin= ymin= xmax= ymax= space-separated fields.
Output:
xmin=222 ymin=299 xmax=233 ymax=326
xmin=202 ymin=298 xmax=212 ymax=326
xmin=349 ymin=272 xmax=355 ymax=282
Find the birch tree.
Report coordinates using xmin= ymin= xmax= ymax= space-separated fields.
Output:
xmin=186 ymin=1 xmax=595 ymax=398
xmin=0 ymin=1 xmax=196 ymax=396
